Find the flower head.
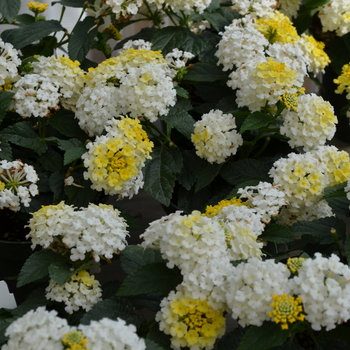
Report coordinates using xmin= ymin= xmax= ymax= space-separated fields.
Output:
xmin=27 ymin=1 xmax=48 ymax=14
xmin=156 ymin=288 xmax=226 ymax=350
xmin=61 ymin=330 xmax=89 ymax=350
xmin=46 ymin=270 xmax=102 ymax=314
xmin=287 ymin=257 xmax=306 ymax=274
xmin=268 ymin=294 xmax=305 ymax=330
xmin=0 ymin=160 xmax=39 ymax=211
xmin=191 ymin=110 xmax=243 ymax=164
xmin=203 ymin=197 xmax=246 ymax=218
xmin=334 ymin=62 xmax=350 ymax=99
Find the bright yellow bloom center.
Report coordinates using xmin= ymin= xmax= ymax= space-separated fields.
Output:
xmin=27 ymin=1 xmax=48 ymax=14
xmin=61 ymin=330 xmax=90 ymax=350
xmin=286 ymin=257 xmax=305 ymax=274
xmin=169 ymin=298 xmax=226 ymax=347
xmin=203 ymin=197 xmax=246 ymax=218
xmin=268 ymin=294 xmax=305 ymax=330
xmin=255 ymin=12 xmax=299 ymax=44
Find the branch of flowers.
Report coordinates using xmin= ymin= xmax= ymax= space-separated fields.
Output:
xmin=142 ymin=0 xmax=163 ymax=28
xmin=162 ymin=6 xmax=179 ymax=26
xmin=178 ymin=10 xmax=191 ymax=29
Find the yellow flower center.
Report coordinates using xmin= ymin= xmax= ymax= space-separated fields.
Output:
xmin=27 ymin=1 xmax=48 ymax=14
xmin=268 ymin=294 xmax=305 ymax=330
xmin=61 ymin=330 xmax=90 ymax=350
xmin=203 ymin=197 xmax=246 ymax=218
xmin=286 ymin=257 xmax=305 ymax=274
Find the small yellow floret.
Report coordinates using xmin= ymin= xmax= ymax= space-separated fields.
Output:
xmin=286 ymin=257 xmax=305 ymax=274
xmin=27 ymin=1 xmax=48 ymax=14
xmin=61 ymin=330 xmax=90 ymax=350
xmin=204 ymin=197 xmax=245 ymax=218
xmin=268 ymin=294 xmax=305 ymax=330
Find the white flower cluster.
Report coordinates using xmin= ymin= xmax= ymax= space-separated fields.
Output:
xmin=0 ymin=160 xmax=39 ymax=211
xmin=82 ymin=117 xmax=153 ymax=198
xmin=76 ymin=47 xmax=176 ymax=136
xmin=280 ymin=94 xmax=337 ymax=151
xmin=46 ymin=271 xmax=102 ymax=314
xmin=215 ymin=10 xmax=328 ymax=112
xmin=237 ymin=182 xmax=287 ymax=223
xmin=2 ymin=307 xmax=70 ymax=350
xmin=2 ymin=307 xmax=146 ymax=350
xmin=191 ymin=109 xmax=243 ymax=164
xmin=225 ymin=258 xmax=292 ymax=327
xmin=318 ymin=0 xmax=350 ymax=36
xmin=165 ymin=48 xmax=194 ymax=70
xmin=292 ymin=253 xmax=350 ymax=331
xmin=231 ymin=0 xmax=278 ymax=17
xmin=148 ymin=0 xmax=212 ymax=14
xmin=12 ymin=56 xmax=84 ymax=117
xmin=27 ymin=201 xmax=129 ymax=262
xmin=277 ymin=0 xmax=300 ymax=19
xmin=0 ymin=39 xmax=21 ymax=86
xmin=106 ymin=0 xmax=142 ymax=18
xmin=79 ymin=317 xmax=146 ymax=350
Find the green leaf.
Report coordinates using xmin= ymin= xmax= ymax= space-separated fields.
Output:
xmin=217 ymin=327 xmax=247 ymax=349
xmin=68 ymin=16 xmax=98 ymax=62
xmin=0 ymin=0 xmax=20 ymax=23
xmin=0 ymin=90 xmax=14 ymax=125
xmin=183 ymin=61 xmax=228 ymax=82
xmin=64 ymin=146 xmax=86 ymax=165
xmin=177 ymin=150 xmax=203 ymax=190
xmin=145 ymin=339 xmax=166 ymax=350
xmin=146 ymin=325 xmax=172 ymax=350
xmin=116 ymin=262 xmax=178 ymax=296
xmin=343 ymin=235 xmax=350 ymax=266
xmin=175 ymin=86 xmax=189 ymax=99
xmin=1 ymin=20 xmax=64 ymax=49
xmin=220 ymin=159 xmax=271 ymax=185
xmin=49 ymin=110 xmax=86 ymax=138
xmin=49 ymin=171 xmax=65 ymax=203
xmin=326 ymin=196 xmax=350 ymax=216
xmin=240 ymin=112 xmax=275 ymax=133
xmin=323 ymin=182 xmax=347 ymax=199
xmin=0 ymin=135 xmax=12 ymax=161
xmin=17 ymin=250 xmax=66 ymax=287
xmin=57 ymin=138 xmax=84 ymax=151
xmin=260 ymin=224 xmax=294 ymax=244
xmin=120 ymin=246 xmax=164 ymax=275
xmin=237 ymin=322 xmax=289 ymax=350
xmin=195 ymin=162 xmax=221 ymax=192
xmin=15 ymin=13 xmax=35 ymax=25
xmin=201 ymin=7 xmax=238 ymax=31
xmin=290 ymin=217 xmax=346 ymax=245
xmin=151 ymin=26 xmax=190 ymax=56
xmin=52 ymin=0 xmax=90 ymax=7
xmin=64 ymin=178 xmax=99 ymax=207
xmin=1 ymin=121 xmax=47 ymax=154
xmin=160 ymin=107 xmax=195 ymax=140
xmin=48 ymin=261 xmax=73 ymax=286
xmin=143 ymin=145 xmax=183 ymax=206
xmin=80 ymin=298 xmax=143 ymax=327
xmin=304 ymin=0 xmax=330 ymax=8
xmin=0 ymin=319 xmax=11 ymax=345
xmin=38 ymin=149 xmax=63 ymax=172
xmin=9 ymin=288 xmax=47 ymax=317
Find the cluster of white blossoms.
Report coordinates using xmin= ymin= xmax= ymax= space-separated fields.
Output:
xmin=79 ymin=317 xmax=146 ymax=350
xmin=76 ymin=47 xmax=176 ymax=136
xmin=215 ymin=10 xmax=329 ymax=111
xmin=237 ymin=182 xmax=287 ymax=223
xmin=82 ymin=117 xmax=153 ymax=198
xmin=191 ymin=109 xmax=243 ymax=164
xmin=27 ymin=201 xmax=129 ymax=262
xmin=318 ymin=0 xmax=350 ymax=36
xmin=231 ymin=0 xmax=278 ymax=17
xmin=0 ymin=39 xmax=21 ymax=87
xmin=105 ymin=0 xmax=142 ymax=18
xmin=280 ymin=94 xmax=337 ymax=151
xmin=2 ymin=307 xmax=70 ymax=350
xmin=148 ymin=0 xmax=212 ymax=14
xmin=0 ymin=160 xmax=39 ymax=211
xmin=292 ymin=253 xmax=350 ymax=331
xmin=12 ymin=56 xmax=85 ymax=118
xmin=225 ymin=258 xmax=293 ymax=327
xmin=2 ymin=307 xmax=146 ymax=350
xmin=156 ymin=286 xmax=226 ymax=350
xmin=46 ymin=270 xmax=102 ymax=314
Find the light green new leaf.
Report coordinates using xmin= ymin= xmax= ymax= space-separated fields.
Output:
xmin=151 ymin=26 xmax=190 ymax=56
xmin=143 ymin=145 xmax=183 ymax=206
xmin=120 ymin=246 xmax=164 ymax=275
xmin=260 ymin=224 xmax=294 ymax=244
xmin=160 ymin=107 xmax=195 ymax=140
xmin=237 ymin=322 xmax=289 ymax=350
xmin=1 ymin=20 xmax=64 ymax=49
xmin=17 ymin=250 xmax=66 ymax=287
xmin=116 ymin=263 xmax=178 ymax=296
xmin=240 ymin=111 xmax=275 ymax=133
xmin=0 ymin=0 xmax=21 ymax=23
xmin=2 ymin=121 xmax=47 ymax=154
xmin=68 ymin=16 xmax=98 ymax=62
